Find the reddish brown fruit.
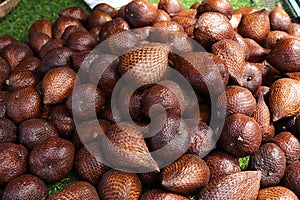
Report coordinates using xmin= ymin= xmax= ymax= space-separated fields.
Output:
xmin=238 ymin=9 xmax=270 ymax=43
xmin=42 ymin=67 xmax=76 ymax=105
xmin=39 ymin=39 xmax=64 ymax=59
xmin=29 ymin=19 xmax=52 ymax=38
xmin=199 ymin=171 xmax=261 ymax=199
xmin=98 ymin=18 xmax=130 ymax=42
xmin=14 ymin=56 xmax=40 ymax=71
xmin=217 ymin=86 xmax=256 ymax=116
xmin=99 ymin=100 xmax=122 ymax=124
xmin=52 ymin=16 xmax=84 ymax=39
xmin=18 ymin=118 xmax=58 ymax=150
xmin=5 ymin=70 xmax=39 ymax=91
xmin=2 ymin=43 xmax=33 ymax=68
xmin=0 ymin=34 xmax=18 ymax=55
xmin=230 ymin=13 xmax=242 ymax=29
xmin=140 ymin=189 xmax=188 ymax=200
xmin=152 ymin=9 xmax=171 ymax=24
xmin=28 ymin=32 xmax=51 ymax=55
xmin=282 ymin=161 xmax=300 ymax=196
xmin=6 ymin=87 xmax=42 ymax=124
xmin=2 ymin=174 xmax=48 ymax=200
xmin=249 ymin=143 xmax=286 ymax=187
xmin=161 ymin=154 xmax=210 ymax=195
xmin=0 ymin=91 xmax=9 ymax=117
xmin=211 ymin=39 xmax=246 ymax=86
xmin=61 ymin=25 xmax=88 ymax=41
xmin=204 ymin=151 xmax=241 ymax=180
xmin=49 ymin=104 xmax=75 ymax=137
xmin=29 ymin=137 xmax=75 ymax=182
xmin=272 ymin=132 xmax=300 ymax=165
xmin=66 ymin=31 xmax=97 ymax=52
xmin=219 ymin=113 xmax=262 ymax=157
xmin=0 ymin=117 xmax=17 ymax=143
xmin=263 ymin=30 xmax=288 ymax=49
xmin=268 ymin=78 xmax=300 ymax=122
xmin=233 ymin=6 xmax=258 ymax=16
xmin=0 ymin=143 xmax=28 ymax=185
xmin=88 ymin=10 xmax=112 ymax=28
xmin=0 ymin=57 xmax=11 ymax=90
xmin=48 ymin=181 xmax=99 ymax=200
xmin=158 ymin=0 xmax=183 ymax=15
xmin=285 ymin=72 xmax=300 ymax=81
xmin=194 ymin=12 xmax=235 ymax=49
xmin=171 ymin=16 xmax=197 ymax=29
xmin=98 ymin=169 xmax=142 ymax=200
xmin=93 ymin=3 xmax=118 ymax=18
xmin=257 ymin=186 xmax=298 ymax=200
xmin=174 ymin=9 xmax=197 ymax=18
xmin=289 ymin=23 xmax=300 ymax=37
xmin=266 ymin=38 xmax=300 ymax=72
xmin=244 ymin=38 xmax=270 ymax=63
xmin=59 ymin=6 xmax=89 ymax=23
xmin=152 ymin=21 xmax=184 ymax=32
xmin=75 ymin=142 xmax=110 ymax=185
xmin=242 ymin=62 xmax=263 ymax=93
xmin=198 ymin=0 xmax=233 ymax=18
xmin=269 ymin=3 xmax=291 ymax=32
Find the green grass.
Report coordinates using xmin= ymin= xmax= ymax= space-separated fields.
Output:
xmin=238 ymin=155 xmax=251 ymax=170
xmin=48 ymin=172 xmax=79 ymax=196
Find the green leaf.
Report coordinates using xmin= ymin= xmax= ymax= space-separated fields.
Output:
xmin=238 ymin=155 xmax=250 ymax=171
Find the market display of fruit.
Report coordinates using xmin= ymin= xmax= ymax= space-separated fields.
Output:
xmin=0 ymin=0 xmax=300 ymax=199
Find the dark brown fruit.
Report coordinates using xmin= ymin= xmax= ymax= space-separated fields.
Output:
xmin=268 ymin=78 xmax=300 ymax=121
xmin=125 ymin=0 xmax=158 ymax=27
xmin=66 ymin=31 xmax=97 ymax=52
xmin=137 ymin=172 xmax=161 ymax=188
xmin=5 ymin=70 xmax=39 ymax=91
xmin=0 ymin=117 xmax=17 ymax=143
xmin=161 ymin=154 xmax=210 ymax=195
xmin=233 ymin=32 xmax=251 ymax=60
xmin=152 ymin=9 xmax=171 ymax=24
xmin=29 ymin=19 xmax=52 ymax=38
xmin=158 ymin=0 xmax=183 ymax=15
xmin=18 ymin=118 xmax=58 ymax=150
xmin=171 ymin=16 xmax=197 ymax=29
xmin=0 ymin=57 xmax=11 ymax=90
xmin=269 ymin=3 xmax=291 ymax=32
xmin=263 ymin=30 xmax=288 ymax=49
xmin=29 ymin=136 xmax=75 ymax=182
xmin=252 ymin=92 xmax=275 ymax=142
xmin=59 ymin=6 xmax=89 ymax=23
xmin=244 ymin=38 xmax=270 ymax=63
xmin=2 ymin=174 xmax=48 ymax=200
xmin=187 ymin=120 xmax=216 ymax=158
xmin=39 ymin=39 xmax=64 ymax=59
xmin=28 ymin=32 xmax=51 ymax=55
xmin=75 ymin=142 xmax=110 ymax=185
xmin=119 ymin=42 xmax=169 ymax=86
xmin=97 ymin=169 xmax=142 ymax=200
xmin=0 ymin=91 xmax=9 ymax=117
xmin=14 ymin=56 xmax=40 ymax=72
xmin=140 ymin=189 xmax=188 ymax=200
xmin=48 ymin=181 xmax=99 ymax=200
xmin=66 ymin=83 xmax=105 ymax=120
xmin=219 ymin=113 xmax=262 ymax=157
xmin=101 ymin=122 xmax=159 ymax=172
xmin=272 ymin=132 xmax=300 ymax=165
xmin=262 ymin=61 xmax=281 ymax=87
xmin=38 ymin=47 xmax=73 ymax=74
xmin=238 ymin=9 xmax=270 ymax=43
xmin=6 ymin=87 xmax=42 ymax=124
xmin=0 ymin=143 xmax=28 ymax=185
xmin=49 ymin=104 xmax=75 ymax=137
xmin=98 ymin=18 xmax=130 ymax=42
xmin=3 ymin=43 xmax=33 ymax=68
xmin=249 ymin=142 xmax=286 ymax=187
xmin=204 ymin=151 xmax=241 ymax=180
xmin=93 ymin=3 xmax=118 ymax=18
xmin=266 ymin=38 xmax=300 ymax=72
xmin=42 ymin=67 xmax=76 ymax=105
xmin=72 ymin=119 xmax=110 ymax=149
xmin=198 ymin=0 xmax=233 ymax=18
xmin=199 ymin=171 xmax=261 ymax=199
xmin=0 ymin=34 xmax=18 ymax=55
xmin=211 ymin=39 xmax=246 ymax=86
xmin=52 ymin=16 xmax=84 ymax=39
xmin=88 ymin=10 xmax=112 ymax=28
xmin=217 ymin=86 xmax=256 ymax=116
xmin=257 ymin=186 xmax=298 ymax=200
xmin=98 ymin=100 xmax=122 ymax=124
xmin=282 ymin=161 xmax=300 ymax=196
xmin=142 ymin=80 xmax=185 ymax=118
xmin=242 ymin=62 xmax=263 ymax=93
xmin=61 ymin=25 xmax=88 ymax=41
xmin=194 ymin=12 xmax=235 ymax=49
xmin=274 ymin=114 xmax=299 ymax=134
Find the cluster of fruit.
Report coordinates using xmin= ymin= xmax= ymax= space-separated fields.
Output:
xmin=0 ymin=0 xmax=300 ymax=199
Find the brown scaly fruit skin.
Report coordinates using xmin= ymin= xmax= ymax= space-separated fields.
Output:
xmin=0 ymin=91 xmax=9 ymax=117
xmin=75 ymin=142 xmax=110 ymax=185
xmin=0 ymin=117 xmax=17 ymax=143
xmin=269 ymin=3 xmax=291 ymax=32
xmin=283 ymin=161 xmax=300 ymax=196
xmin=97 ymin=169 xmax=142 ymax=200
xmin=140 ymin=189 xmax=189 ymax=200
xmin=288 ymin=23 xmax=300 ymax=37
xmin=29 ymin=19 xmax=52 ymax=39
xmin=249 ymin=142 xmax=286 ymax=187
xmin=204 ymin=151 xmax=241 ymax=180
xmin=93 ymin=3 xmax=118 ymax=19
xmin=263 ymin=30 xmax=288 ymax=49
xmin=52 ymin=16 xmax=84 ymax=39
xmin=59 ymin=6 xmax=89 ymax=23
xmin=49 ymin=181 xmax=100 ymax=200
xmin=2 ymin=43 xmax=33 ymax=69
xmin=137 ymin=172 xmax=161 ymax=188
xmin=28 ymin=32 xmax=51 ymax=55
xmin=0 ymin=57 xmax=12 ymax=90
xmin=6 ymin=87 xmax=42 ymax=124
xmin=39 ymin=39 xmax=64 ymax=59
xmin=244 ymin=38 xmax=270 ymax=63
xmin=161 ymin=154 xmax=210 ymax=195
xmin=5 ymin=70 xmax=40 ymax=91
xmin=88 ymin=10 xmax=112 ymax=28
xmin=0 ymin=34 xmax=18 ymax=55
xmin=29 ymin=136 xmax=75 ymax=183
xmin=242 ymin=62 xmax=263 ymax=93
xmin=66 ymin=31 xmax=97 ymax=52
xmin=0 ymin=143 xmax=28 ymax=185
xmin=257 ymin=186 xmax=298 ymax=200
xmin=219 ymin=113 xmax=262 ymax=157
xmin=197 ymin=0 xmax=233 ymax=19
xmin=14 ymin=56 xmax=40 ymax=72
xmin=268 ymin=78 xmax=300 ymax=122
xmin=158 ymin=0 xmax=183 ymax=15
xmin=199 ymin=171 xmax=261 ymax=199
xmin=2 ymin=174 xmax=48 ymax=200
xmin=18 ymin=118 xmax=58 ymax=150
